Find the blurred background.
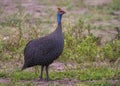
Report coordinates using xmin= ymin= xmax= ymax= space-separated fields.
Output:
xmin=0 ymin=0 xmax=120 ymax=85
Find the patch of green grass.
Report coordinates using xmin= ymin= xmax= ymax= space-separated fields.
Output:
xmin=60 ymin=18 xmax=120 ymax=62
xmin=77 ymin=67 xmax=116 ymax=80
xmin=56 ymin=0 xmax=72 ymax=7
xmin=109 ymin=0 xmax=120 ymax=11
xmin=0 ymin=83 xmax=6 ymax=86
xmin=103 ymin=40 xmax=120 ymax=61
xmin=0 ymin=13 xmax=21 ymax=27
xmin=76 ymin=35 xmax=100 ymax=62
xmin=0 ymin=72 xmax=8 ymax=78
xmin=99 ymin=0 xmax=120 ymax=15
xmin=9 ymin=71 xmax=38 ymax=80
xmin=49 ymin=66 xmax=120 ymax=81
xmin=77 ymin=81 xmax=110 ymax=86
xmin=3 ymin=62 xmax=119 ymax=82
xmin=116 ymin=81 xmax=120 ymax=86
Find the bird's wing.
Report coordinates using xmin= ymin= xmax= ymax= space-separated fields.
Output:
xmin=24 ymin=37 xmax=56 ymax=58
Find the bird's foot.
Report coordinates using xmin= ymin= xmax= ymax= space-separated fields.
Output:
xmin=45 ymin=77 xmax=52 ymax=82
xmin=39 ymin=77 xmax=44 ymax=81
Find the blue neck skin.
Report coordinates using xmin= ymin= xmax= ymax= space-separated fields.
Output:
xmin=57 ymin=13 xmax=62 ymax=25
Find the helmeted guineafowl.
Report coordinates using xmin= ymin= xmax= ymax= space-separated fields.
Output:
xmin=22 ymin=8 xmax=65 ymax=81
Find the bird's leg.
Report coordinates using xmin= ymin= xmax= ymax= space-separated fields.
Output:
xmin=45 ymin=65 xmax=50 ymax=81
xmin=39 ymin=65 xmax=44 ymax=81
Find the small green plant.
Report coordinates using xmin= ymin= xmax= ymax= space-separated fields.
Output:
xmin=76 ymin=35 xmax=100 ymax=62
xmin=71 ymin=18 xmax=85 ymax=40
xmin=60 ymin=33 xmax=78 ymax=61
xmin=103 ymin=43 xmax=114 ymax=59
xmin=103 ymin=40 xmax=120 ymax=61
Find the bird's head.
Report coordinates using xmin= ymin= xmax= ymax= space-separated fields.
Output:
xmin=57 ymin=8 xmax=66 ymax=15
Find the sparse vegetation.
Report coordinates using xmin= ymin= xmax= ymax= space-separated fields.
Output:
xmin=0 ymin=0 xmax=120 ymax=85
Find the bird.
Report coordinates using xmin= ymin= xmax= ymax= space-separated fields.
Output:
xmin=22 ymin=8 xmax=66 ymax=81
